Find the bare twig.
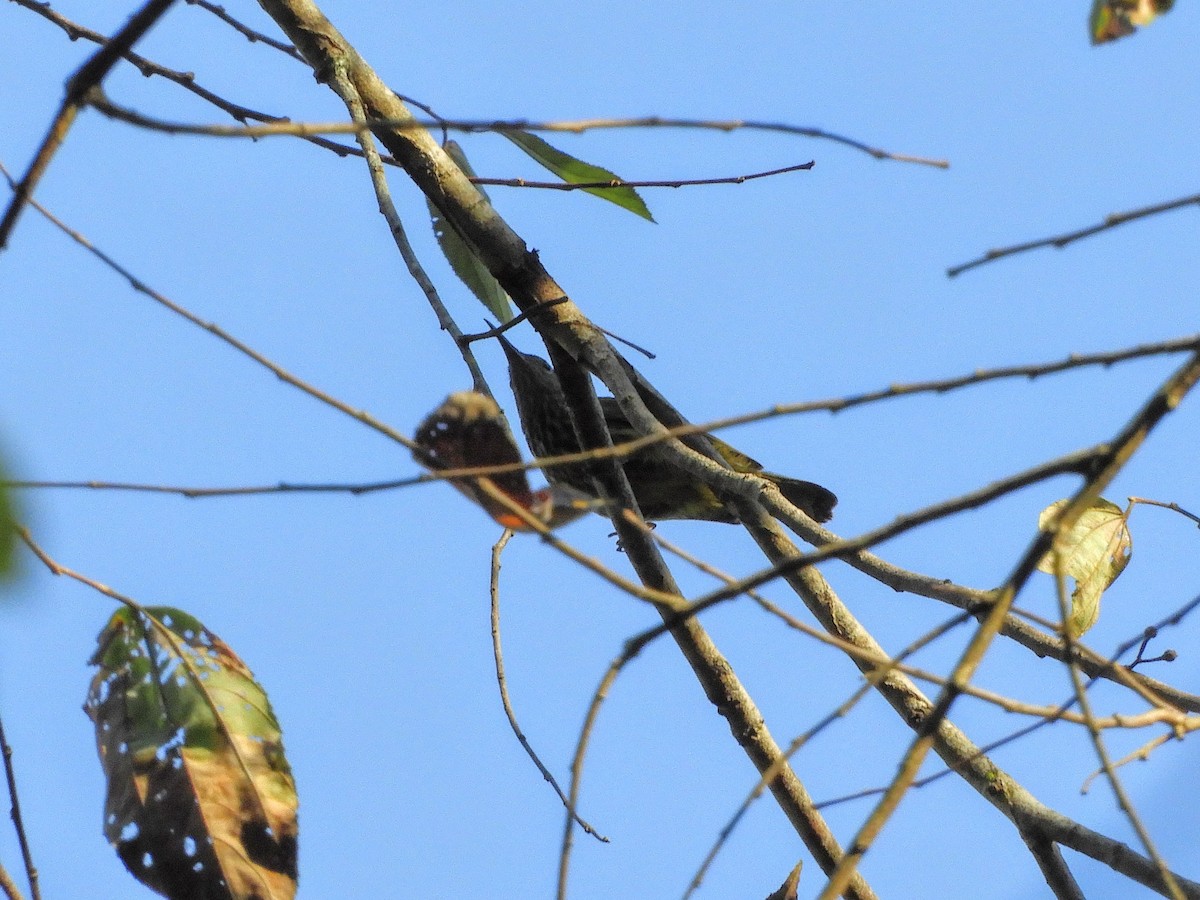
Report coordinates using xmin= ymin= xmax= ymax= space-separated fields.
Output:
xmin=1020 ymin=831 xmax=1085 ymax=900
xmin=1080 ymin=721 xmax=1199 ymax=794
xmin=820 ymin=591 xmax=1200 ymax=813
xmin=459 ymin=300 xmax=570 ymax=346
xmin=184 ymin=0 xmax=303 ymax=58
xmin=0 ymin=160 xmax=418 ymax=452
xmin=0 ymin=0 xmax=178 ymax=249
xmin=1048 ymin=556 xmax=1181 ymax=899
xmin=0 ymin=714 xmax=37 ymax=900
xmin=1 ymin=477 xmax=424 ymax=498
xmin=561 ymin=650 xmax=625 ymax=899
xmin=948 ymin=192 xmax=1200 ymax=277
xmin=637 ymin=518 xmax=1185 ymax=730
xmin=85 ymin=96 xmax=823 ymax=191
xmin=517 ymin=116 xmax=948 ymax=168
xmin=1129 ymin=497 xmax=1200 ymax=529
xmin=326 ymin=66 xmax=491 ymax=394
xmin=488 ymin=531 xmax=608 ymax=841
xmin=71 ymin=90 xmax=945 ymax=168
xmin=684 ymin=618 xmax=966 ymax=898
xmin=468 ymin=161 xmax=815 ymax=191
xmin=9 ymin=0 xmax=366 ymax=162
xmin=5 ymin=12 xmax=941 ymax=173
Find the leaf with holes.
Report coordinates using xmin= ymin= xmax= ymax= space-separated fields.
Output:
xmin=502 ymin=130 xmax=654 ymax=221
xmin=1090 ymin=0 xmax=1174 ymax=44
xmin=86 ymin=606 xmax=298 ymax=900
xmin=413 ymin=390 xmax=591 ymax=530
xmin=1037 ymin=498 xmax=1133 ymax=636
xmin=428 ymin=140 xmax=515 ymax=323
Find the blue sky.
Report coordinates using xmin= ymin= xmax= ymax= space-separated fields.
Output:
xmin=2 ymin=3 xmax=1199 ymax=898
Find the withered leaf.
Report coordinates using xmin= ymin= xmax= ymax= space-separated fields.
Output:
xmin=86 ymin=607 xmax=298 ymax=900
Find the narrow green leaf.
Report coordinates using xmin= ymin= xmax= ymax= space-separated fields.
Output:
xmin=0 ymin=452 xmax=19 ymax=580
xmin=1037 ymin=498 xmax=1133 ymax=635
xmin=87 ymin=606 xmax=299 ymax=900
xmin=502 ymin=130 xmax=655 ymax=222
xmin=429 ymin=141 xmax=515 ymax=324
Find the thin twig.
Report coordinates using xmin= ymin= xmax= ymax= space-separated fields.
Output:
xmin=184 ymin=0 xmax=303 ymax=59
xmin=468 ymin=479 xmax=674 ymax=607
xmin=488 ymin=530 xmax=608 ymax=842
xmin=1048 ymin=554 xmax=1182 ymax=899
xmin=683 ymin=613 xmax=969 ymax=900
xmin=75 ymin=92 xmax=946 ymax=167
xmin=8 ymin=0 xmax=366 ymax=162
xmin=643 ymin=447 xmax=1101 ymax=639
xmin=0 ymin=714 xmax=37 ymax=900
xmin=634 ymin=519 xmax=1181 ymax=729
xmin=469 ymin=161 xmax=815 ymax=191
xmin=562 ymin=638 xmax=647 ymax=900
xmin=459 ymin=299 xmax=570 ymax=346
xmin=7 ymin=10 xmax=943 ymax=174
xmin=327 ymin=68 xmax=492 ymax=395
xmin=1080 ymin=721 xmax=1200 ymax=794
xmin=1129 ymin=497 xmax=1200 ymax=529
xmin=819 ymin=591 xmax=1200 ymax=812
xmin=86 ymin=95 xmax=820 ymax=191
xmin=1 ymin=477 xmax=424 ymax=498
xmin=520 ymin=116 xmax=948 ymax=168
xmin=1019 ymin=830 xmax=1086 ymax=900
xmin=0 ymin=0 xmax=178 ymax=249
xmin=948 ymin=192 xmax=1200 ymax=277
xmin=0 ymin=160 xmax=418 ymax=452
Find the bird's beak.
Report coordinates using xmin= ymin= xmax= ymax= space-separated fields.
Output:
xmin=494 ymin=329 xmax=523 ymax=364
xmin=495 ymin=330 xmax=546 ymax=378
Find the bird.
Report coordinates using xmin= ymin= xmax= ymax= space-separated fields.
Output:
xmin=496 ymin=333 xmax=837 ymax=524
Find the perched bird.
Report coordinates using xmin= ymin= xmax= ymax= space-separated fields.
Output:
xmin=496 ymin=333 xmax=837 ymax=523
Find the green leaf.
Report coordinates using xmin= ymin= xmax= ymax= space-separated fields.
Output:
xmin=502 ymin=130 xmax=655 ymax=222
xmin=1090 ymin=0 xmax=1174 ymax=44
xmin=0 ymin=451 xmax=19 ymax=581
xmin=1037 ymin=498 xmax=1133 ymax=636
xmin=429 ymin=141 xmax=515 ymax=323
xmin=0 ymin=487 xmax=14 ymax=580
xmin=87 ymin=606 xmax=298 ymax=900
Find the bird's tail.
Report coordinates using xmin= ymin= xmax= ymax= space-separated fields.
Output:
xmin=763 ymin=474 xmax=837 ymax=523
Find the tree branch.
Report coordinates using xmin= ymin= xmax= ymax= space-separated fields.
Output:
xmin=0 ymin=713 xmax=37 ymax=900
xmin=0 ymin=0 xmax=178 ymax=249
xmin=948 ymin=191 xmax=1200 ymax=277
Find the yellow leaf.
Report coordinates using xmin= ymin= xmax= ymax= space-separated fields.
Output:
xmin=1037 ymin=498 xmax=1133 ymax=636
